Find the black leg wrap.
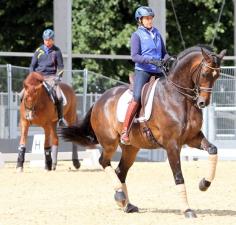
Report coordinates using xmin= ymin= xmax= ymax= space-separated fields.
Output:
xmin=208 ymin=145 xmax=217 ymax=155
xmin=44 ymin=148 xmax=52 ymax=171
xmin=199 ymin=178 xmax=211 ymax=191
xmin=16 ymin=146 xmax=26 ymax=168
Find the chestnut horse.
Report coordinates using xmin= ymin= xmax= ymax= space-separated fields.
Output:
xmin=17 ymin=72 xmax=80 ymax=172
xmin=59 ymin=46 xmax=226 ymax=218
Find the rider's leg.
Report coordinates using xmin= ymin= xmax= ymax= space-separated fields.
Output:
xmin=19 ymin=88 xmax=25 ymax=102
xmin=120 ymin=70 xmax=151 ymax=145
xmin=55 ymin=84 xmax=67 ymax=127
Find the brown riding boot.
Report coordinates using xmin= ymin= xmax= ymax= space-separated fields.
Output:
xmin=120 ymin=100 xmax=139 ymax=145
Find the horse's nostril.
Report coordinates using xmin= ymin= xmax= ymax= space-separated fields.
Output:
xmin=198 ymin=101 xmax=205 ymax=108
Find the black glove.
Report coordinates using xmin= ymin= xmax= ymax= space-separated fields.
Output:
xmin=149 ymin=59 xmax=163 ymax=67
xmin=163 ymin=56 xmax=176 ymax=73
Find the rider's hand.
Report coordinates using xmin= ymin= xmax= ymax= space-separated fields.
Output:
xmin=57 ymin=70 xmax=64 ymax=78
xmin=54 ymin=76 xmax=61 ymax=85
xmin=149 ymin=59 xmax=163 ymax=67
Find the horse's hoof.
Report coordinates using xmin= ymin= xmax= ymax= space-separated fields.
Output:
xmin=73 ymin=159 xmax=81 ymax=169
xmin=52 ymin=163 xmax=57 ymax=171
xmin=114 ymin=190 xmax=126 ymax=207
xmin=16 ymin=167 xmax=23 ymax=173
xmin=199 ymin=178 xmax=211 ymax=191
xmin=124 ymin=203 xmax=139 ymax=213
xmin=184 ymin=209 xmax=197 ymax=218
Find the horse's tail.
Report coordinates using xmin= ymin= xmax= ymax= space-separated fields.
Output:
xmin=59 ymin=106 xmax=98 ymax=146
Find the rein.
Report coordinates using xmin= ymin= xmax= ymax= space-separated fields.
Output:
xmin=162 ymin=59 xmax=220 ymax=101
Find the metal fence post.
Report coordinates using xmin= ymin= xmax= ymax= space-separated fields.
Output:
xmin=7 ymin=64 xmax=12 ymax=139
xmin=208 ymin=104 xmax=215 ymax=143
xmin=83 ymin=68 xmax=88 ymax=116
xmin=202 ymin=108 xmax=208 ymax=139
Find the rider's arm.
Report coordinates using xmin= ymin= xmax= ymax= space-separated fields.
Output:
xmin=29 ymin=51 xmax=38 ymax=72
xmin=160 ymin=35 xmax=168 ymax=59
xmin=130 ymin=33 xmax=152 ymax=64
xmin=56 ymin=49 xmax=64 ymax=73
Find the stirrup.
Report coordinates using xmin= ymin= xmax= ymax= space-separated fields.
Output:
xmin=58 ymin=118 xmax=68 ymax=127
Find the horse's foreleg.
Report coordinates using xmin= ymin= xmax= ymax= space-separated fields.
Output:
xmin=50 ymin=123 xmax=59 ymax=170
xmin=187 ymin=131 xmax=218 ymax=191
xmin=167 ymin=143 xmax=197 ymax=218
xmin=44 ymin=126 xmax=52 ymax=171
xmin=115 ymin=144 xmax=139 ymax=213
xmin=16 ymin=122 xmax=29 ymax=172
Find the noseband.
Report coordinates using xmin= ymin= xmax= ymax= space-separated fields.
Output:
xmin=23 ymin=92 xmax=39 ymax=120
xmin=164 ymin=57 xmax=221 ymax=101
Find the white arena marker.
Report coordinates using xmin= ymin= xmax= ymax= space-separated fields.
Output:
xmin=81 ymin=149 xmax=101 ymax=169
xmin=0 ymin=152 xmax=4 ymax=168
xmin=29 ymin=134 xmax=45 ymax=167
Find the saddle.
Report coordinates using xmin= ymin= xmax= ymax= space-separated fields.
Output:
xmin=43 ymin=82 xmax=67 ymax=106
xmin=117 ymin=76 xmax=159 ymax=123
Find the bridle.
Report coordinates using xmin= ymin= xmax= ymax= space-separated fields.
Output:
xmin=23 ymin=90 xmax=39 ymax=120
xmin=163 ymin=56 xmax=221 ymax=101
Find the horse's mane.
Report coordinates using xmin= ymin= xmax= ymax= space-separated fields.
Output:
xmin=177 ymin=45 xmax=214 ymax=60
xmin=24 ymin=72 xmax=44 ymax=94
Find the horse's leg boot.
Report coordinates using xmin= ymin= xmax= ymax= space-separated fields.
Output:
xmin=56 ymin=99 xmax=68 ymax=127
xmin=120 ymin=100 xmax=139 ymax=145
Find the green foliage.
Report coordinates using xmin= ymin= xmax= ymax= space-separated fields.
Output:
xmin=0 ymin=0 xmax=53 ymax=66
xmin=0 ymin=0 xmax=234 ymax=80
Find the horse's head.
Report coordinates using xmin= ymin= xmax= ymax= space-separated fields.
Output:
xmin=193 ymin=48 xmax=226 ymax=108
xmin=23 ymin=72 xmax=44 ymax=120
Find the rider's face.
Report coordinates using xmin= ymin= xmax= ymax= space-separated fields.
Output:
xmin=44 ymin=39 xmax=54 ymax=48
xmin=141 ymin=16 xmax=154 ymax=29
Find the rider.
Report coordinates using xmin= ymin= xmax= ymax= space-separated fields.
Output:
xmin=120 ymin=6 xmax=174 ymax=145
xmin=29 ymin=28 xmax=67 ymax=127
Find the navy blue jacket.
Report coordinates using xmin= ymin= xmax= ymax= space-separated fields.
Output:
xmin=30 ymin=45 xmax=64 ymax=76
xmin=131 ymin=26 xmax=167 ymax=73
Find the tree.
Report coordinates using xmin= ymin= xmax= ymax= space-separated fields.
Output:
xmin=72 ymin=0 xmax=233 ymax=81
xmin=0 ymin=0 xmax=53 ymax=66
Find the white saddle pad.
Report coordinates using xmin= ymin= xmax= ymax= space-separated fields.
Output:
xmin=117 ymin=79 xmax=159 ymax=123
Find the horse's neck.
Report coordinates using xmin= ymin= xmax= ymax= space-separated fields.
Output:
xmin=37 ymin=87 xmax=49 ymax=108
xmin=168 ymin=54 xmax=201 ymax=89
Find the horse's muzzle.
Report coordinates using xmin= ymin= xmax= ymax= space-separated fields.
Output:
xmin=197 ymin=96 xmax=206 ymax=109
xmin=25 ymin=109 xmax=34 ymax=120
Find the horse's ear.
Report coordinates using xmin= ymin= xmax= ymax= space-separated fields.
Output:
xmin=218 ymin=49 xmax=227 ymax=60
xmin=201 ymin=48 xmax=211 ymax=63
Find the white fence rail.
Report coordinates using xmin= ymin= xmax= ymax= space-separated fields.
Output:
xmin=0 ymin=64 xmax=236 ymax=161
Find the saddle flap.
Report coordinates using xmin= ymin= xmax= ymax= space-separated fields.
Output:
xmin=117 ymin=78 xmax=159 ymax=123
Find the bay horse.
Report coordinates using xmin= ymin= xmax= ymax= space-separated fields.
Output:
xmin=17 ymin=72 xmax=80 ymax=172
xmin=59 ymin=46 xmax=226 ymax=218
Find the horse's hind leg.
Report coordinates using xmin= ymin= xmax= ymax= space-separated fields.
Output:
xmin=166 ymin=142 xmax=197 ymax=218
xmin=187 ymin=131 xmax=218 ymax=191
xmin=115 ymin=144 xmax=139 ymax=213
xmin=64 ymin=108 xmax=80 ymax=169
